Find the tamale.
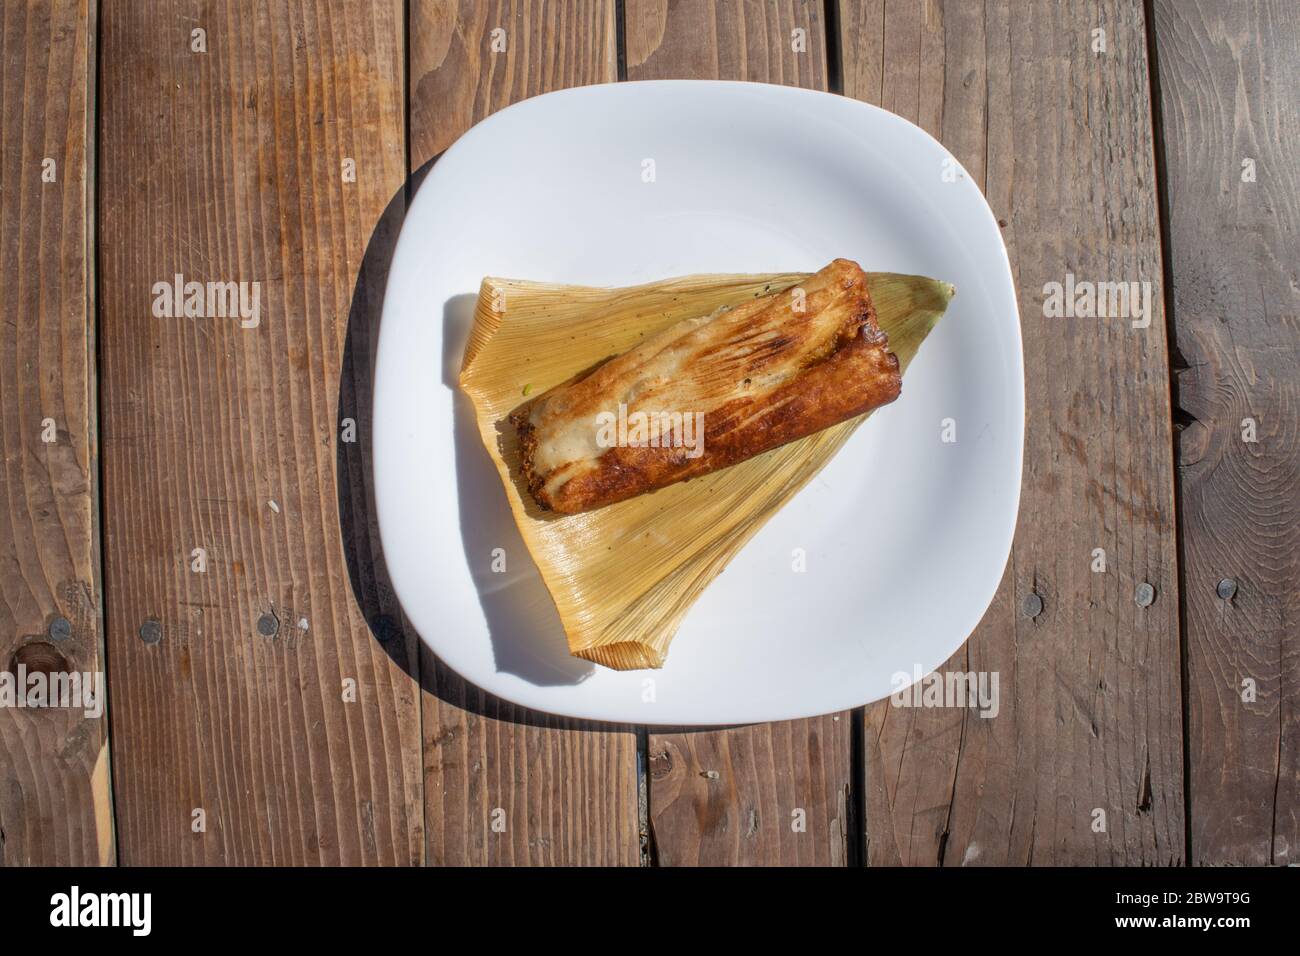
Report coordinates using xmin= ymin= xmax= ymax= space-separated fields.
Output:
xmin=458 ymin=268 xmax=953 ymax=670
xmin=510 ymin=259 xmax=901 ymax=514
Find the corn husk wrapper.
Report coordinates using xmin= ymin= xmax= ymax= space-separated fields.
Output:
xmin=459 ymin=271 xmax=954 ymax=670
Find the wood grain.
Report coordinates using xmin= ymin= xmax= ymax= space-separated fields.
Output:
xmin=625 ymin=0 xmax=827 ymax=87
xmin=411 ymin=0 xmax=617 ymax=164
xmin=841 ymin=0 xmax=1184 ymax=864
xmin=0 ymin=0 xmax=111 ymax=867
xmin=648 ymin=720 xmax=852 ymax=866
xmin=626 ymin=0 xmax=851 ymax=866
xmin=1151 ymin=0 xmax=1299 ymax=865
xmin=98 ymin=0 xmax=422 ymax=864
xmin=409 ymin=0 xmax=639 ymax=866
xmin=0 ymin=0 xmax=1283 ymax=870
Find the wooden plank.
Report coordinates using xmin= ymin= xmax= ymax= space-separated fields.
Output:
xmin=1151 ymin=0 xmax=1299 ymax=865
xmin=839 ymin=0 xmax=989 ymax=868
xmin=840 ymin=0 xmax=1184 ymax=864
xmin=410 ymin=0 xmax=617 ymax=165
xmin=626 ymin=0 xmax=851 ymax=866
xmin=409 ymin=0 xmax=640 ymax=866
xmin=647 ymin=720 xmax=852 ymax=866
xmin=625 ymin=0 xmax=827 ymax=87
xmin=98 ymin=0 xmax=422 ymax=865
xmin=0 ymin=0 xmax=110 ymax=867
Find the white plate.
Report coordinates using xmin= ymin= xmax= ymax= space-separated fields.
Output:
xmin=374 ymin=81 xmax=1023 ymax=725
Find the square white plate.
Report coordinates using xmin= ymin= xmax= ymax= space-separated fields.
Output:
xmin=374 ymin=80 xmax=1022 ymax=725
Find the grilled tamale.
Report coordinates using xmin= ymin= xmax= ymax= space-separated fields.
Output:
xmin=509 ymin=258 xmax=902 ymax=514
xmin=459 ymin=268 xmax=954 ymax=668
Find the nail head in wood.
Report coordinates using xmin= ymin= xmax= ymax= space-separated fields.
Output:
xmin=139 ymin=619 xmax=162 ymax=645
xmin=1135 ymin=582 xmax=1156 ymax=607
xmin=256 ymin=612 xmax=279 ymax=637
xmin=48 ymin=616 xmax=72 ymax=641
xmin=1022 ymin=593 xmax=1043 ymax=618
xmin=1216 ymin=578 xmax=1237 ymax=600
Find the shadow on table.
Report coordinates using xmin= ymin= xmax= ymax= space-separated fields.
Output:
xmin=336 ymin=158 xmax=668 ymax=732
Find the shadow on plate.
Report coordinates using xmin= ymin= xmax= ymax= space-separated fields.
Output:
xmin=444 ymin=295 xmax=594 ymax=686
xmin=336 ymin=158 xmax=637 ymax=731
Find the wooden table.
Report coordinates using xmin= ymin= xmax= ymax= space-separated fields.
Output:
xmin=1 ymin=0 xmax=1294 ymax=867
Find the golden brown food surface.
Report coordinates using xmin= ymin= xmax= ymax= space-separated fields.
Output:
xmin=509 ymin=258 xmax=902 ymax=514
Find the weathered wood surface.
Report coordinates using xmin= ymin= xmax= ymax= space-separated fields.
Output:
xmin=409 ymin=0 xmax=640 ymax=866
xmin=3 ymin=0 xmax=1295 ymax=869
xmin=627 ymin=0 xmax=853 ymax=866
xmin=841 ymin=0 xmax=1184 ymax=864
xmin=0 ymin=0 xmax=111 ymax=867
xmin=1152 ymin=0 xmax=1299 ymax=866
xmin=98 ymin=0 xmax=422 ymax=864
xmin=625 ymin=0 xmax=828 ymax=88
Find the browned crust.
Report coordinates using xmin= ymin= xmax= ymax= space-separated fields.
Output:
xmin=512 ymin=260 xmax=902 ymax=514
xmin=511 ymin=409 xmax=544 ymax=503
